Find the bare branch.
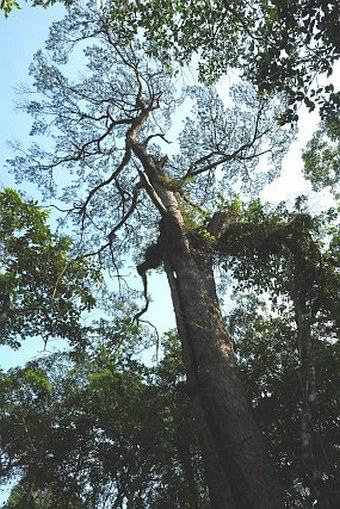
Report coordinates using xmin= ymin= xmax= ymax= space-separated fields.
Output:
xmin=184 ymin=111 xmax=272 ymax=178
xmin=78 ymin=146 xmax=132 ymax=215
xmin=106 ymin=180 xmax=142 ymax=240
xmin=143 ymin=132 xmax=172 ymax=146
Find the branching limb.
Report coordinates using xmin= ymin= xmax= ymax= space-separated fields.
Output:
xmin=137 ymin=169 xmax=167 ymax=214
xmin=83 ymin=182 xmax=141 ymax=258
xmin=106 ymin=180 xmax=142 ymax=241
xmin=184 ymin=101 xmax=270 ymax=179
xmin=143 ymin=132 xmax=172 ymax=146
xmin=78 ymin=146 xmax=132 ymax=216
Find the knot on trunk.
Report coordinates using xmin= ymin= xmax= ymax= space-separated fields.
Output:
xmin=206 ymin=211 xmax=235 ymax=240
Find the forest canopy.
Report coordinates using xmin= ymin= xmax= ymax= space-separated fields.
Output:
xmin=2 ymin=0 xmax=339 ymax=123
xmin=1 ymin=1 xmax=339 ymax=508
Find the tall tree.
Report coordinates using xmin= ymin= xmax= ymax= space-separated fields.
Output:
xmin=6 ymin=4 xmax=295 ymax=507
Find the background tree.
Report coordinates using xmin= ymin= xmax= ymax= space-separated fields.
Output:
xmin=218 ymin=199 xmax=340 ymax=508
xmin=0 ymin=188 xmax=100 ymax=349
xmin=0 ymin=331 xmax=208 ymax=509
xmin=1 ymin=295 xmax=338 ymax=508
xmin=0 ymin=0 xmax=69 ymax=17
xmin=228 ymin=294 xmax=339 ymax=509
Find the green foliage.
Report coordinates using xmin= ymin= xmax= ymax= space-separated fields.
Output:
xmin=1 ymin=308 xmax=338 ymax=507
xmin=302 ymin=116 xmax=340 ymax=194
xmin=227 ymin=294 xmax=340 ymax=508
xmin=3 ymin=485 xmax=87 ymax=509
xmin=0 ymin=0 xmax=73 ymax=17
xmin=217 ymin=198 xmax=340 ymax=326
xmin=0 ymin=0 xmax=20 ymax=17
xmin=0 ymin=188 xmax=100 ymax=348
xmin=0 ymin=331 xmax=207 ymax=508
xmin=4 ymin=0 xmax=338 ymax=120
xmin=102 ymin=0 xmax=340 ymax=121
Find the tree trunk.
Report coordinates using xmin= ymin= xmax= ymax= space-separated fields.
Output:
xmin=160 ymin=211 xmax=283 ymax=509
xmin=291 ymin=253 xmax=325 ymax=505
xmin=129 ymin=131 xmax=282 ymax=508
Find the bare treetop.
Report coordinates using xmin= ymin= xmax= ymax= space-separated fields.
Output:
xmin=8 ymin=2 xmax=292 ymax=263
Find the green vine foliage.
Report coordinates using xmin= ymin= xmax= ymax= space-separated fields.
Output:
xmin=216 ymin=198 xmax=340 ymax=330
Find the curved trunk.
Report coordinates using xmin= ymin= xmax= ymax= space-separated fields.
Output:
xmin=161 ymin=211 xmax=282 ymax=509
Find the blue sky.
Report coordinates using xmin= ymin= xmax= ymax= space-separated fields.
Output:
xmin=1 ymin=3 xmax=336 ymax=376
xmin=0 ymin=4 xmax=175 ymax=378
xmin=0 ymin=4 xmax=66 ymax=181
xmin=0 ymin=5 xmax=68 ymax=374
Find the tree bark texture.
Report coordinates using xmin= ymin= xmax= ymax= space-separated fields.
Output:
xmin=160 ymin=210 xmax=283 ymax=509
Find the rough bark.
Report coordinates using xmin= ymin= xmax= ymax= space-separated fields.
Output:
xmin=128 ymin=114 xmax=282 ymax=508
xmin=161 ymin=210 xmax=283 ymax=509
